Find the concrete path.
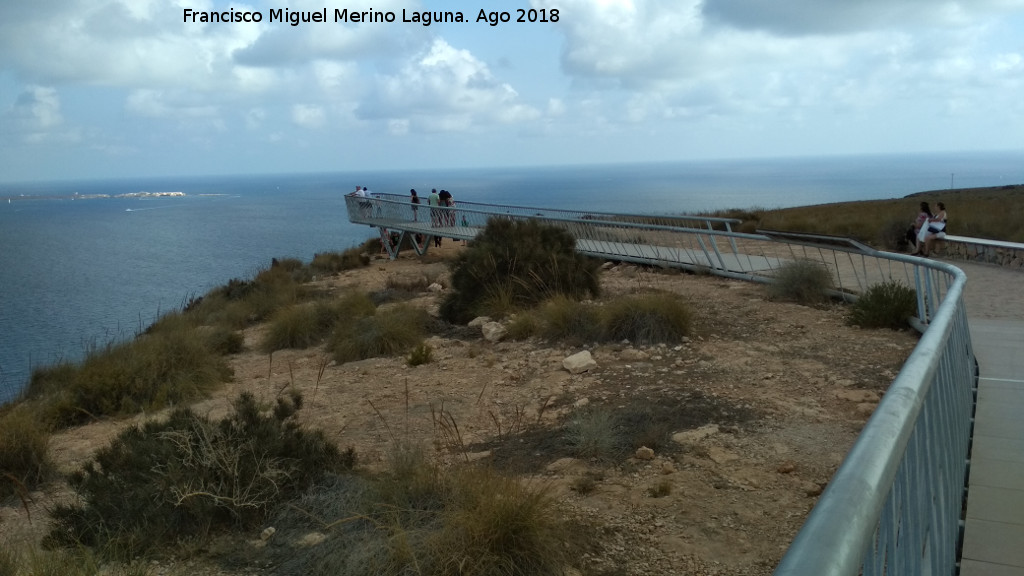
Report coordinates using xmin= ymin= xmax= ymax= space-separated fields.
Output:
xmin=957 ymin=261 xmax=1024 ymax=575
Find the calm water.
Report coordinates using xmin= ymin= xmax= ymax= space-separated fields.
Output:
xmin=2 ymin=152 xmax=1022 ymax=403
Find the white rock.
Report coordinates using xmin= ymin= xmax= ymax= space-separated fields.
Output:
xmin=427 ymin=282 xmax=444 ymax=292
xmin=295 ymin=532 xmax=327 ymax=548
xmin=482 ymin=321 xmax=507 ymax=342
xmin=563 ymin=350 xmax=598 ymax=374
xmin=620 ymin=348 xmax=650 ymax=361
xmin=260 ymin=526 xmax=276 ymax=541
xmin=468 ymin=316 xmax=492 ymax=327
xmin=672 ymin=423 xmax=720 ymax=445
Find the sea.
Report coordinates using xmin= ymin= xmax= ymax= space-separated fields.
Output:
xmin=2 ymin=151 xmax=1023 ymax=404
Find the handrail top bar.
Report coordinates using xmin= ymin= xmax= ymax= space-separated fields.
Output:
xmin=361 ymin=190 xmax=743 ymax=224
xmin=344 ymin=194 xmax=755 ymax=239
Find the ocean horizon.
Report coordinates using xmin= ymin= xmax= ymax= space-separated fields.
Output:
xmin=3 ymin=151 xmax=1023 ymax=403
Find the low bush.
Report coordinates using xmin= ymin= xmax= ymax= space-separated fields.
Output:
xmin=768 ymin=259 xmax=834 ymax=305
xmin=46 ymin=392 xmax=351 ymax=559
xmin=539 ymin=295 xmax=605 ymax=344
xmin=602 ymin=292 xmax=692 ymax=344
xmin=407 ymin=342 xmax=433 ymax=366
xmin=505 ymin=311 xmax=542 ymax=341
xmin=848 ymin=280 xmax=917 ymax=329
xmin=310 ymin=241 xmax=376 ymax=274
xmin=440 ymin=219 xmax=601 ymax=324
xmin=33 ymin=324 xmax=232 ymax=428
xmin=270 ymin=445 xmax=576 ymax=576
xmin=565 ymin=407 xmax=621 ymax=461
xmin=0 ymin=404 xmax=54 ymax=500
xmin=331 ymin=304 xmax=430 ymax=364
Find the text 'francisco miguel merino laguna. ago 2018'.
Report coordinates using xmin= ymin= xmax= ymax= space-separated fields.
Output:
xmin=182 ymin=8 xmax=560 ymax=27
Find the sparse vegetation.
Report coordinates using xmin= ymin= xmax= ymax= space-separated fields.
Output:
xmin=440 ymin=219 xmax=602 ymax=323
xmin=848 ymin=280 xmax=918 ymax=329
xmin=407 ymin=342 xmax=433 ymax=366
xmin=331 ymin=304 xmax=430 ymax=364
xmin=712 ymin=185 xmax=1024 ymax=245
xmin=0 ymin=403 xmax=54 ymax=500
xmin=266 ymin=445 xmax=578 ymax=576
xmin=45 ymin=392 xmax=351 ymax=560
xmin=768 ymin=259 xmax=835 ymax=305
xmin=565 ymin=407 xmax=622 ymax=461
xmin=602 ymin=292 xmax=692 ymax=344
xmin=26 ymin=322 xmax=232 ymax=428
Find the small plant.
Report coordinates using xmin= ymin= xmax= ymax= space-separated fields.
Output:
xmin=848 ymin=280 xmax=917 ymax=329
xmin=768 ymin=259 xmax=834 ymax=305
xmin=569 ymin=471 xmax=603 ymax=495
xmin=647 ymin=479 xmax=673 ymax=498
xmin=407 ymin=342 xmax=434 ymax=366
xmin=565 ymin=407 xmax=621 ymax=461
xmin=505 ymin=311 xmax=542 ymax=340
xmin=539 ymin=295 xmax=605 ymax=344
xmin=46 ymin=392 xmax=350 ymax=559
xmin=331 ymin=304 xmax=429 ymax=364
xmin=0 ymin=404 xmax=53 ymax=500
xmin=602 ymin=291 xmax=692 ymax=344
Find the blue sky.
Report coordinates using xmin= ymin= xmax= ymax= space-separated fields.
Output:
xmin=1 ymin=0 xmax=1023 ymax=182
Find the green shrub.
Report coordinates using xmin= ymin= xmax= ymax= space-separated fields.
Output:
xmin=202 ymin=325 xmax=244 ymax=355
xmin=331 ymin=304 xmax=429 ymax=364
xmin=505 ymin=312 xmax=542 ymax=341
xmin=602 ymin=292 xmax=692 ymax=344
xmin=539 ymin=295 xmax=605 ymax=344
xmin=261 ymin=300 xmax=343 ymax=352
xmin=440 ymin=219 xmax=601 ymax=324
xmin=768 ymin=259 xmax=834 ymax=305
xmin=565 ymin=407 xmax=621 ymax=461
xmin=311 ymin=241 xmax=374 ymax=274
xmin=0 ymin=404 xmax=54 ymax=499
xmin=407 ymin=342 xmax=434 ymax=366
xmin=275 ymin=445 xmax=575 ymax=576
xmin=848 ymin=281 xmax=917 ymax=329
xmin=37 ymin=326 xmax=232 ymax=427
xmin=46 ymin=392 xmax=350 ymax=559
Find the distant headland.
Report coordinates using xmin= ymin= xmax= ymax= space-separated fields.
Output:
xmin=3 ymin=191 xmax=185 ymax=202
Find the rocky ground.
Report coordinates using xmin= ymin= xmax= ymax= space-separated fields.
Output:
xmin=2 ymin=242 xmax=920 ymax=575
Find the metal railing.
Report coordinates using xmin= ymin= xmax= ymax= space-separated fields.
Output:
xmin=345 ymin=193 xmax=976 ymax=575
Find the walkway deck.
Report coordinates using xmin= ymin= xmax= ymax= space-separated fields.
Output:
xmin=961 ymin=316 xmax=1024 ymax=575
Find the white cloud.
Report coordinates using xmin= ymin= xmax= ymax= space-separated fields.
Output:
xmin=362 ymin=38 xmax=541 ymax=133
xmin=2 ymin=85 xmax=79 ymax=144
xmin=291 ymin=104 xmax=325 ymax=129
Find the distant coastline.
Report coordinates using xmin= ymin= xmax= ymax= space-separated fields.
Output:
xmin=3 ymin=191 xmax=185 ymax=202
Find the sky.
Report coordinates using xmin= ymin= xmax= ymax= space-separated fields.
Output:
xmin=1 ymin=0 xmax=1023 ymax=182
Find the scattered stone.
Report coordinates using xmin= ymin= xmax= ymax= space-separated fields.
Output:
xmin=466 ymin=450 xmax=493 ymax=462
xmin=803 ymin=482 xmax=825 ymax=497
xmin=672 ymin=424 xmax=720 ymax=445
xmin=707 ymin=446 xmax=739 ymax=465
xmin=856 ymin=402 xmax=878 ymax=416
xmin=573 ymin=397 xmax=590 ymax=409
xmin=776 ymin=461 xmax=797 ymax=474
xmin=260 ymin=526 xmax=276 ymax=541
xmin=295 ymin=532 xmax=327 ymax=548
xmin=563 ymin=350 xmax=598 ymax=374
xmin=635 ymin=446 xmax=655 ymax=460
xmin=833 ymin=389 xmax=880 ymax=403
xmin=482 ymin=321 xmax=507 ymax=342
xmin=620 ymin=348 xmax=650 ymax=361
xmin=468 ymin=316 xmax=492 ymax=327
